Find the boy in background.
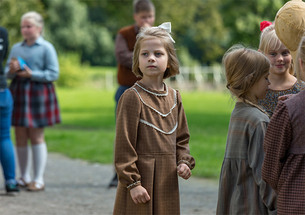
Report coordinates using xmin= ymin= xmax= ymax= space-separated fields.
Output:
xmin=108 ymin=0 xmax=155 ymax=188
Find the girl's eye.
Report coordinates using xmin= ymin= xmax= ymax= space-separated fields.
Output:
xmin=141 ymin=53 xmax=148 ymax=56
xmin=269 ymin=52 xmax=276 ymax=57
xmin=282 ymin=51 xmax=290 ymax=56
xmin=155 ymin=52 xmax=163 ymax=57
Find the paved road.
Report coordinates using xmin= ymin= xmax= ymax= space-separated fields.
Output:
xmin=0 ymin=153 xmax=218 ymax=215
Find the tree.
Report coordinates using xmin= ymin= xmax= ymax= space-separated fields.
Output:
xmin=0 ymin=0 xmax=45 ymax=48
xmin=154 ymin=0 xmax=226 ymax=65
xmin=220 ymin=0 xmax=290 ymax=49
xmin=45 ymin=0 xmax=115 ymax=65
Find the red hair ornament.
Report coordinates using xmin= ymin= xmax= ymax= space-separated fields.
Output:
xmin=260 ymin=21 xmax=272 ymax=32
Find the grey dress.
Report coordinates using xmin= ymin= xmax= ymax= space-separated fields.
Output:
xmin=216 ymin=102 xmax=277 ymax=215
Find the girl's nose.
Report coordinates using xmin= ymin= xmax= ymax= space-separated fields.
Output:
xmin=148 ymin=55 xmax=155 ymax=62
xmin=277 ymin=54 xmax=284 ymax=61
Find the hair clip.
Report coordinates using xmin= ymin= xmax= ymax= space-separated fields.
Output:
xmin=260 ymin=21 xmax=272 ymax=32
xmin=152 ymin=22 xmax=175 ymax=43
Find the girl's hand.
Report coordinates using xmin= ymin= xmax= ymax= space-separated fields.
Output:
xmin=177 ymin=163 xmax=191 ymax=180
xmin=9 ymin=59 xmax=20 ymax=74
xmin=130 ymin=185 xmax=150 ymax=204
xmin=278 ymin=94 xmax=295 ymax=101
xmin=17 ymin=65 xmax=32 ymax=78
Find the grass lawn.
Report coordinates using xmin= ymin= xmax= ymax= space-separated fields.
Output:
xmin=45 ymin=86 xmax=234 ymax=179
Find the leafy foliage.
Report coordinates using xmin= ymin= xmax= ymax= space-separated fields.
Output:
xmin=1 ymin=0 xmax=291 ymax=66
xmin=0 ymin=0 xmax=45 ymax=48
xmin=56 ymin=53 xmax=87 ymax=88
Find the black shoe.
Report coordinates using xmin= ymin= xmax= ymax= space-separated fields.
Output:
xmin=6 ymin=183 xmax=20 ymax=196
xmin=108 ymin=174 xmax=118 ymax=188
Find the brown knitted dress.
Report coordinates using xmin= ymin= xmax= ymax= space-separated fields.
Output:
xmin=113 ymin=82 xmax=195 ymax=215
xmin=263 ymin=89 xmax=305 ymax=214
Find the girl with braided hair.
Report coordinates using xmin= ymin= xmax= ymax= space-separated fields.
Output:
xmin=216 ymin=45 xmax=277 ymax=214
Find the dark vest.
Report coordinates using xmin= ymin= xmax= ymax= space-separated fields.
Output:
xmin=117 ymin=25 xmax=140 ymax=86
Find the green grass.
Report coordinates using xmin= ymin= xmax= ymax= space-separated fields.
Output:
xmin=45 ymin=86 xmax=234 ymax=179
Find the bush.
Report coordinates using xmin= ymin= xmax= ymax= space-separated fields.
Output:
xmin=57 ymin=53 xmax=87 ymax=88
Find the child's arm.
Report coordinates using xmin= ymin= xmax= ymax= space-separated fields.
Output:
xmin=115 ymin=33 xmax=133 ymax=68
xmin=262 ymin=102 xmax=292 ymax=191
xmin=248 ymin=119 xmax=277 ymax=213
xmin=175 ymin=90 xmax=195 ymax=170
xmin=130 ymin=185 xmax=151 ymax=204
xmin=114 ymin=90 xmax=143 ymax=189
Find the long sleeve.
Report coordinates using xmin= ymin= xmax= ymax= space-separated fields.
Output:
xmin=262 ymin=102 xmax=292 ymax=192
xmin=115 ymin=89 xmax=142 ymax=188
xmin=115 ymin=33 xmax=133 ymax=69
xmin=175 ymin=91 xmax=195 ymax=170
xmin=248 ymin=120 xmax=277 ymax=214
xmin=30 ymin=43 xmax=59 ymax=82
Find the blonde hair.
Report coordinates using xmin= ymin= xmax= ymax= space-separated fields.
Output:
xmin=259 ymin=24 xmax=294 ymax=75
xmin=21 ymin=11 xmax=44 ymax=34
xmin=223 ymin=45 xmax=270 ymax=102
xmin=295 ymin=36 xmax=305 ymax=81
xmin=132 ymin=26 xmax=179 ymax=79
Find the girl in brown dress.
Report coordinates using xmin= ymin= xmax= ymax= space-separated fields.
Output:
xmin=113 ymin=22 xmax=195 ymax=215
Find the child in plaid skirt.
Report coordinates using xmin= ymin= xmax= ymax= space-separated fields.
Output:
xmin=5 ymin=11 xmax=60 ymax=191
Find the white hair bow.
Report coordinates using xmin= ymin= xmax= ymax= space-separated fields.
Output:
xmin=152 ymin=22 xmax=175 ymax=43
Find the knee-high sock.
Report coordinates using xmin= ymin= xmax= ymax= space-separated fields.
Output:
xmin=32 ymin=143 xmax=47 ymax=185
xmin=16 ymin=145 xmax=31 ymax=183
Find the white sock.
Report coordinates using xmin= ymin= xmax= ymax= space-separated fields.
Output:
xmin=16 ymin=146 xmax=31 ymax=183
xmin=32 ymin=143 xmax=47 ymax=185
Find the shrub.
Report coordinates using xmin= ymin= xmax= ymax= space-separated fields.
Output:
xmin=56 ymin=53 xmax=87 ymax=88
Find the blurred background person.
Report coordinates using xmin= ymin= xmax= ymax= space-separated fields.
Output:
xmin=108 ymin=0 xmax=156 ymax=188
xmin=0 ymin=26 xmax=20 ymax=195
xmin=5 ymin=11 xmax=61 ymax=192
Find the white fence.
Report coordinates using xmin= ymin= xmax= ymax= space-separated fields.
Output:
xmin=167 ymin=65 xmax=225 ymax=91
xmin=101 ymin=65 xmax=225 ymax=91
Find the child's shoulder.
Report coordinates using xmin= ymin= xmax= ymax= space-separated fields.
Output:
xmin=119 ymin=25 xmax=135 ymax=34
xmin=122 ymin=87 xmax=138 ymax=98
xmin=234 ymin=102 xmax=269 ymax=124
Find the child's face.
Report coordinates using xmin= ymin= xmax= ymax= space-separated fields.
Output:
xmin=266 ymin=44 xmax=292 ymax=75
xmin=248 ymin=73 xmax=270 ymax=101
xmin=138 ymin=38 xmax=169 ymax=79
xmin=21 ymin=19 xmax=41 ymax=41
xmin=134 ymin=11 xmax=155 ymax=28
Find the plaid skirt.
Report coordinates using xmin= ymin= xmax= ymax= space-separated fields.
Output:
xmin=9 ymin=78 xmax=61 ymax=128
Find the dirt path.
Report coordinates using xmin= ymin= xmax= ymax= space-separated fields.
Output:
xmin=0 ymin=153 xmax=218 ymax=215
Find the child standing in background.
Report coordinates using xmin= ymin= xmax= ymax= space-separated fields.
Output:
xmin=109 ymin=0 xmax=156 ymax=188
xmin=5 ymin=11 xmax=60 ymax=192
xmin=113 ymin=23 xmax=195 ymax=215
xmin=258 ymin=23 xmax=304 ymax=117
xmin=216 ymin=45 xmax=277 ymax=214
